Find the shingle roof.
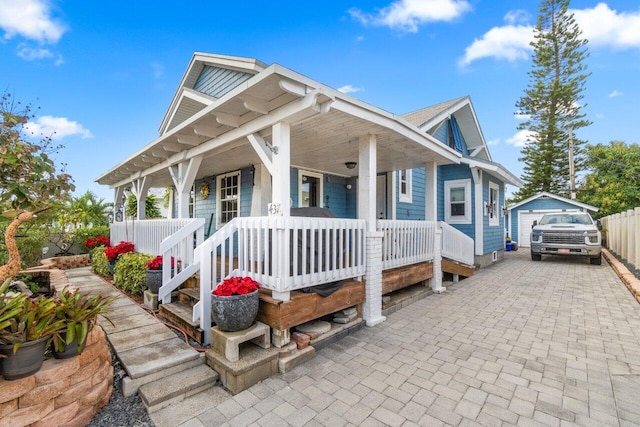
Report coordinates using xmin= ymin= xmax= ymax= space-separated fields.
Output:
xmin=402 ymin=96 xmax=468 ymax=128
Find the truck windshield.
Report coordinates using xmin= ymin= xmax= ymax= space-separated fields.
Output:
xmin=539 ymin=213 xmax=592 ymax=225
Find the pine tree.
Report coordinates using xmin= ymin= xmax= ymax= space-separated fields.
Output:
xmin=514 ymin=0 xmax=590 ymax=201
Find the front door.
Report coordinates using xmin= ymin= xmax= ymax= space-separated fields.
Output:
xmin=299 ymin=170 xmax=323 ymax=208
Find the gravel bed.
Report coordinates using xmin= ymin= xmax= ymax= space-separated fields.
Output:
xmin=88 ymin=344 xmax=153 ymax=427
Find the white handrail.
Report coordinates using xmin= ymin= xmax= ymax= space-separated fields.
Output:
xmin=157 ymin=218 xmax=205 ymax=304
xmin=439 ymin=221 xmax=475 ymax=266
xmin=194 ymin=216 xmax=367 ymax=345
xmin=377 ymin=220 xmax=436 ymax=270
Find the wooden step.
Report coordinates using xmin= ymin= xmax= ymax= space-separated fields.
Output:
xmin=178 ymin=288 xmax=200 ymax=305
xmin=159 ymin=302 xmax=204 ymax=344
xmin=442 ymin=259 xmax=477 ymax=277
xmin=139 ymin=364 xmax=219 ymax=413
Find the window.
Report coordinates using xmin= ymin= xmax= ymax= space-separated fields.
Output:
xmin=489 ymin=182 xmax=499 ymax=226
xmin=298 ymin=170 xmax=323 ymax=208
xmin=216 ymin=171 xmax=241 ymax=226
xmin=444 ymin=179 xmax=471 ymax=224
xmin=398 ymin=169 xmax=412 ymax=203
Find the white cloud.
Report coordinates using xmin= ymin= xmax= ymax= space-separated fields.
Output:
xmin=151 ymin=62 xmax=165 ymax=79
xmin=349 ymin=0 xmax=472 ymax=33
xmin=608 ymin=89 xmax=623 ymax=98
xmin=0 ymin=0 xmax=66 ymax=44
xmin=506 ymin=129 xmax=536 ymax=147
xmin=572 ymin=3 xmax=640 ymax=50
xmin=338 ymin=85 xmax=362 ymax=94
xmin=17 ymin=44 xmax=53 ymax=60
xmin=486 ymin=138 xmax=499 ymax=146
xmin=23 ymin=116 xmax=93 ymax=140
xmin=460 ymin=4 xmax=640 ymax=67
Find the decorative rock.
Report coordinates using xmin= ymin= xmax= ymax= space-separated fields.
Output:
xmin=291 ymin=332 xmax=311 ymax=349
xmin=342 ymin=307 xmax=357 ymax=316
xmin=295 ymin=320 xmax=331 ymax=335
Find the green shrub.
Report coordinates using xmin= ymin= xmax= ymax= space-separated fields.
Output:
xmin=113 ymin=252 xmax=153 ymax=295
xmin=91 ymin=245 xmax=110 ymax=277
xmin=0 ymin=224 xmax=48 ymax=268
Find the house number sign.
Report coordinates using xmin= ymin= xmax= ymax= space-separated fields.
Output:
xmin=268 ymin=203 xmax=282 ymax=216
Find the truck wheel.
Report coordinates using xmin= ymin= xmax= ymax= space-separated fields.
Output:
xmin=531 ymin=252 xmax=541 ymax=261
xmin=590 ymin=254 xmax=602 ymax=265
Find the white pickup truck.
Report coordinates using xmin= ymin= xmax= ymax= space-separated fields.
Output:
xmin=530 ymin=212 xmax=602 ymax=265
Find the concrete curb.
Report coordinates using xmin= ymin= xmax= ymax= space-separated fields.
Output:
xmin=602 ymin=248 xmax=640 ymax=302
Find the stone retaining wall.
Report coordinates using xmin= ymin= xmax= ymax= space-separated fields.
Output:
xmin=0 ymin=266 xmax=113 ymax=426
xmin=0 ymin=325 xmax=113 ymax=427
xmin=40 ymin=254 xmax=91 ymax=270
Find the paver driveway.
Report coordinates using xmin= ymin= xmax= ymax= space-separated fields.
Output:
xmin=158 ymin=250 xmax=640 ymax=427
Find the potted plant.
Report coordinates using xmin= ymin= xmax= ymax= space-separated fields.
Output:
xmin=211 ymin=276 xmax=260 ymax=332
xmin=104 ymin=241 xmax=134 ymax=274
xmin=145 ymin=255 xmax=179 ymax=294
xmin=51 ymin=287 xmax=116 ymax=359
xmin=0 ymin=279 xmax=65 ymax=380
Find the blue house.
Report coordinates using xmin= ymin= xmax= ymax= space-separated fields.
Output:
xmin=97 ymin=53 xmax=521 ymax=341
xmin=507 ymin=192 xmax=599 ymax=248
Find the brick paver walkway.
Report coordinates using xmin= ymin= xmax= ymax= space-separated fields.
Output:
xmin=159 ymin=250 xmax=640 ymax=426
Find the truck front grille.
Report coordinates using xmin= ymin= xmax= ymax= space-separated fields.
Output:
xmin=542 ymin=233 xmax=584 ymax=245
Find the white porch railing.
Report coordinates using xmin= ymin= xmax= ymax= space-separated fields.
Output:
xmin=439 ymin=221 xmax=475 ymax=266
xmin=194 ymin=216 xmax=367 ymax=345
xmin=157 ymin=218 xmax=205 ymax=304
xmin=377 ymin=220 xmax=436 ymax=270
xmin=601 ymin=207 xmax=640 ymax=270
xmin=109 ymin=218 xmax=201 ymax=255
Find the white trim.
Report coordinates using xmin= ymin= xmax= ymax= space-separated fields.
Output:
xmin=507 ymin=191 xmax=598 ymax=212
xmin=471 ymin=167 xmax=483 ymax=256
xmin=298 ymin=169 xmax=324 ymax=208
xmin=444 ymin=179 xmax=472 ymax=224
xmin=489 ymin=181 xmax=499 ymax=227
xmin=398 ymin=169 xmax=413 ymax=203
xmin=216 ymin=170 xmax=241 ymax=228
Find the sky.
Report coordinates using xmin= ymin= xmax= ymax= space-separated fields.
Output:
xmin=1 ymin=0 xmax=639 ymax=203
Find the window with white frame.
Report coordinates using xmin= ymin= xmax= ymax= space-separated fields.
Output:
xmin=398 ymin=169 xmax=412 ymax=203
xmin=298 ymin=170 xmax=323 ymax=208
xmin=489 ymin=181 xmax=499 ymax=226
xmin=444 ymin=179 xmax=471 ymax=224
xmin=216 ymin=170 xmax=241 ymax=227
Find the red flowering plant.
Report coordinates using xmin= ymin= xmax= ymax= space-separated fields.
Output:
xmin=104 ymin=241 xmax=135 ymax=262
xmin=212 ymin=276 xmax=260 ymax=297
xmin=83 ymin=236 xmax=110 ymax=250
xmin=145 ymin=255 xmax=180 ymax=271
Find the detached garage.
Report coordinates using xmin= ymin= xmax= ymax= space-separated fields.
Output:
xmin=507 ymin=192 xmax=599 ymax=248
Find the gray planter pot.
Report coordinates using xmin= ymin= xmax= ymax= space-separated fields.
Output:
xmin=0 ymin=335 xmax=50 ymax=380
xmin=146 ymin=269 xmax=163 ymax=294
xmin=211 ymin=290 xmax=259 ymax=332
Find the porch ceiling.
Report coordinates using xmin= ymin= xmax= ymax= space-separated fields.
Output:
xmin=96 ymin=65 xmax=461 ymax=189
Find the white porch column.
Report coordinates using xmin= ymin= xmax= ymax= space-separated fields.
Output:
xmin=271 ymin=122 xmax=291 ymax=303
xmin=471 ymin=167 xmax=483 ymax=257
xmin=132 ymin=176 xmax=152 ymax=220
xmin=358 ymin=134 xmax=386 ymax=326
xmin=425 ymin=161 xmax=437 ymax=222
xmin=169 ymin=156 xmax=202 ymax=219
xmin=431 ymin=228 xmax=446 ymax=293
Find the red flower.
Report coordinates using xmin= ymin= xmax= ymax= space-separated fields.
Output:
xmin=84 ymin=235 xmax=110 ymax=249
xmin=146 ymin=255 xmax=179 ymax=270
xmin=104 ymin=241 xmax=134 ymax=262
xmin=212 ymin=276 xmax=259 ymax=296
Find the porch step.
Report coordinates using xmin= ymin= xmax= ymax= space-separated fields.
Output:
xmin=159 ymin=302 xmax=205 ymax=344
xmin=442 ymin=259 xmax=477 ymax=278
xmin=178 ymin=287 xmax=200 ymax=305
xmin=139 ymin=364 xmax=219 ymax=413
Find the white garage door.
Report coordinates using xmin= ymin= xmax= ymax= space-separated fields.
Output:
xmin=518 ymin=212 xmax=547 ymax=248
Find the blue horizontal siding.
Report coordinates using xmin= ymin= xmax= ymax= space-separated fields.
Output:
xmin=438 ymin=165 xmax=474 ymax=240
xmin=396 ymin=169 xmax=425 ymax=220
xmin=194 ymin=66 xmax=253 ymax=99
xmin=482 ymin=175 xmax=505 ymax=254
